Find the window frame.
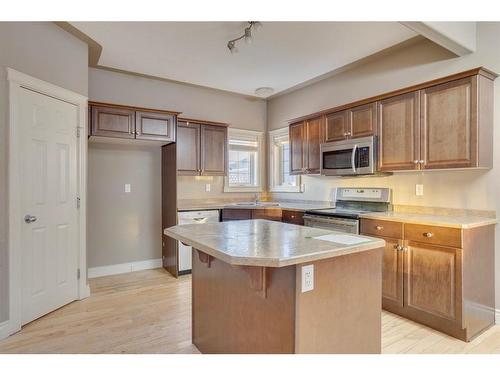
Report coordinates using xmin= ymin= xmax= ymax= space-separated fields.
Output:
xmin=268 ymin=127 xmax=301 ymax=193
xmin=224 ymin=128 xmax=264 ymax=193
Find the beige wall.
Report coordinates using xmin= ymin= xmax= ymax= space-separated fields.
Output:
xmin=87 ymin=143 xmax=162 ymax=268
xmin=0 ymin=22 xmax=88 ymax=325
xmin=267 ymin=22 xmax=500 ymax=310
xmin=87 ymin=68 xmax=267 ymax=266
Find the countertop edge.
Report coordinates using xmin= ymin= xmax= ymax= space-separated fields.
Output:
xmin=359 ymin=213 xmax=498 ymax=229
xmin=164 ymin=227 xmax=385 ymax=268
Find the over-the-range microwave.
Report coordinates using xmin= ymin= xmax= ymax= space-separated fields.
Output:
xmin=320 ymin=135 xmax=377 ymax=176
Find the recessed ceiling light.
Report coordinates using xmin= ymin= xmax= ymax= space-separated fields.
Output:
xmin=254 ymin=87 xmax=274 ymax=96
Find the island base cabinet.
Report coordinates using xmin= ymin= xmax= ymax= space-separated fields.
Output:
xmin=192 ymin=248 xmax=383 ymax=354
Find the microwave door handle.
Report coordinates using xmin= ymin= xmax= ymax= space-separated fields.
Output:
xmin=351 ymin=144 xmax=358 ymax=173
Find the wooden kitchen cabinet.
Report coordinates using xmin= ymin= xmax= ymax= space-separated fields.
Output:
xmin=289 ymin=116 xmax=324 ymax=175
xmin=348 ymin=102 xmax=377 ymax=138
xmin=420 ymin=77 xmax=478 ymax=169
xmin=176 ymin=121 xmax=201 ymax=175
xmin=325 ymin=110 xmax=348 ymax=142
xmin=289 ymin=121 xmax=305 ymax=175
xmin=177 ymin=118 xmax=228 ymax=176
xmin=91 ymin=104 xmax=135 ymax=139
xmin=404 ymin=242 xmax=462 ymax=323
xmin=135 ymin=111 xmax=176 ymax=142
xmin=201 ymin=125 xmax=227 ymax=176
xmin=378 ymin=92 xmax=420 ymax=171
xmin=360 ymin=217 xmax=495 ymax=341
xmin=89 ymin=102 xmax=178 ymax=143
xmin=282 ymin=210 xmax=304 ymax=225
xmin=289 ymin=67 xmax=496 ymax=173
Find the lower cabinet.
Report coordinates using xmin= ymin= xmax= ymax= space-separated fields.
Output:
xmin=360 ymin=218 xmax=495 ymax=341
xmin=221 ymin=208 xmax=304 ymax=225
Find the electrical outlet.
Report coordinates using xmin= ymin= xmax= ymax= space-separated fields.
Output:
xmin=415 ymin=184 xmax=424 ymax=196
xmin=301 ymin=264 xmax=314 ymax=293
xmin=205 ymin=183 xmax=211 ymax=192
xmin=125 ymin=183 xmax=131 ymax=193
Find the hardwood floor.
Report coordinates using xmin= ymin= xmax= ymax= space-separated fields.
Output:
xmin=1 ymin=268 xmax=499 ymax=354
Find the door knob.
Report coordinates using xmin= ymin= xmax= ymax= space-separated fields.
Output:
xmin=24 ymin=214 xmax=37 ymax=224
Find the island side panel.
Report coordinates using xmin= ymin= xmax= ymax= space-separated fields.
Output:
xmin=192 ymin=249 xmax=296 ymax=354
xmin=294 ymin=248 xmax=383 ymax=354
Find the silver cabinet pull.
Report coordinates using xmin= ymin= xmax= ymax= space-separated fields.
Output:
xmin=419 ymin=160 xmax=425 ymax=164
xmin=24 ymin=214 xmax=37 ymax=224
xmin=375 ymin=225 xmax=383 ymax=231
xmin=413 ymin=160 xmax=419 ymax=164
xmin=423 ymin=232 xmax=433 ymax=238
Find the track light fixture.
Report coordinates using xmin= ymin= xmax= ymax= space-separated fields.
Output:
xmin=227 ymin=21 xmax=262 ymax=54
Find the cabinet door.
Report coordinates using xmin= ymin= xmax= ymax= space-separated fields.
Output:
xmin=325 ymin=111 xmax=348 ymax=142
xmin=381 ymin=238 xmax=404 ymax=307
xmin=135 ymin=111 xmax=175 ymax=142
xmin=177 ymin=121 xmax=201 ymax=175
xmin=378 ymin=92 xmax=420 ymax=171
xmin=201 ymin=125 xmax=227 ymax=176
xmin=404 ymin=242 xmax=462 ymax=323
xmin=420 ymin=77 xmax=477 ymax=169
xmin=289 ymin=122 xmax=305 ymax=175
xmin=304 ymin=116 xmax=324 ymax=174
xmin=91 ymin=105 xmax=135 ymax=139
xmin=348 ymin=102 xmax=377 ymax=138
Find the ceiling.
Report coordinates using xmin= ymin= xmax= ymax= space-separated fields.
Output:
xmin=71 ymin=22 xmax=417 ymax=98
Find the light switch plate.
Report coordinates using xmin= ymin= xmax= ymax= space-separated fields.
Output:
xmin=301 ymin=264 xmax=314 ymax=293
xmin=416 ymin=184 xmax=424 ymax=196
xmin=125 ymin=183 xmax=131 ymax=193
xmin=205 ymin=183 xmax=211 ymax=192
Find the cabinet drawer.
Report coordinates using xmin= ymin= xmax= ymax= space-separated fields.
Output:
xmin=282 ymin=210 xmax=304 ymax=225
xmin=221 ymin=208 xmax=252 ymax=221
xmin=360 ymin=218 xmax=403 ymax=239
xmin=252 ymin=208 xmax=282 ymax=221
xmin=404 ymin=224 xmax=462 ymax=248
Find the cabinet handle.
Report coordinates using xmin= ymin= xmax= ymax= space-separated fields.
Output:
xmin=375 ymin=225 xmax=383 ymax=231
xmin=423 ymin=232 xmax=433 ymax=238
xmin=413 ymin=160 xmax=419 ymax=164
xmin=419 ymin=160 xmax=425 ymax=165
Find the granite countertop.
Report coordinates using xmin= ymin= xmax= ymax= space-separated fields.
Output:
xmin=359 ymin=211 xmax=497 ymax=229
xmin=164 ymin=219 xmax=385 ymax=267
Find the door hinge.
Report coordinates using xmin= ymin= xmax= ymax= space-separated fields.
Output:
xmin=76 ymin=127 xmax=81 ymax=138
xmin=77 ymin=268 xmax=81 ymax=280
xmin=76 ymin=197 xmax=81 ymax=209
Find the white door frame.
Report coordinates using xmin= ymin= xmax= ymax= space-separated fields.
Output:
xmin=1 ymin=68 xmax=89 ymax=340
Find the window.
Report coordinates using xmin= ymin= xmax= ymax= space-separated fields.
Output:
xmin=269 ymin=127 xmax=301 ymax=192
xmin=224 ymin=128 xmax=264 ymax=192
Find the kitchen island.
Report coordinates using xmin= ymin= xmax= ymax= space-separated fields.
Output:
xmin=164 ymin=219 xmax=385 ymax=354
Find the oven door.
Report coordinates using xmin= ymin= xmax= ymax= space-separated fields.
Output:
xmin=320 ymin=136 xmax=375 ymax=176
xmin=303 ymin=215 xmax=359 ymax=234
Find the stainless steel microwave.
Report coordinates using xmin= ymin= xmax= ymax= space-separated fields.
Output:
xmin=320 ymin=136 xmax=376 ymax=176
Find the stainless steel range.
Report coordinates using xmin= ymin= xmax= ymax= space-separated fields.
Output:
xmin=303 ymin=187 xmax=391 ymax=234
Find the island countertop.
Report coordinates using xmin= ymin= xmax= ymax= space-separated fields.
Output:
xmin=164 ymin=219 xmax=385 ymax=267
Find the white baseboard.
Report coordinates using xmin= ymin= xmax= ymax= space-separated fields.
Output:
xmin=88 ymin=258 xmax=163 ymax=279
xmin=496 ymin=309 xmax=500 ymax=324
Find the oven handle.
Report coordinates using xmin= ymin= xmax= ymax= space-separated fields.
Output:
xmin=351 ymin=144 xmax=358 ymax=173
xmin=303 ymin=215 xmax=358 ymax=227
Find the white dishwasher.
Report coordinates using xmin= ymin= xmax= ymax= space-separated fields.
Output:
xmin=177 ymin=210 xmax=220 ymax=273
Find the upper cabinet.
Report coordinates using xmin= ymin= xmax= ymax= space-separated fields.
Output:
xmin=289 ymin=116 xmax=324 ymax=175
xmin=420 ymin=77 xmax=478 ymax=169
xmin=290 ymin=67 xmax=496 ymax=174
xmin=349 ymin=102 xmax=378 ymax=139
xmin=177 ymin=118 xmax=228 ymax=176
xmin=89 ymin=102 xmax=179 ymax=144
xmin=378 ymin=92 xmax=420 ymax=171
xmin=324 ymin=102 xmax=377 ymax=142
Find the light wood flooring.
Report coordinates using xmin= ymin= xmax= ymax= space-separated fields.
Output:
xmin=1 ymin=268 xmax=499 ymax=354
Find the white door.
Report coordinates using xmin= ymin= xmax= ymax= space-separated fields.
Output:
xmin=19 ymin=88 xmax=79 ymax=325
